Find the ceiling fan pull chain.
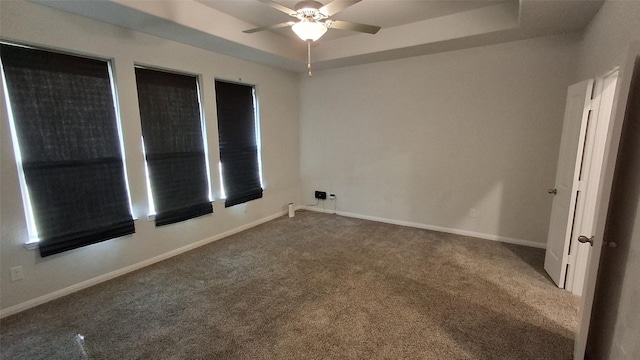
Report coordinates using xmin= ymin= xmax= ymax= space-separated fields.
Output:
xmin=307 ymin=40 xmax=312 ymax=77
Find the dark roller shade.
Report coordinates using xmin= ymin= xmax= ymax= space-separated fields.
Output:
xmin=135 ymin=68 xmax=212 ymax=226
xmin=1 ymin=44 xmax=135 ymax=257
xmin=214 ymin=80 xmax=263 ymax=207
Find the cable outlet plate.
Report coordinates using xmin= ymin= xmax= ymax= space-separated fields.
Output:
xmin=315 ymin=191 xmax=327 ymax=199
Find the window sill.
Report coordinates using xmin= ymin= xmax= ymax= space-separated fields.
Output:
xmin=145 ymin=201 xmax=215 ymax=221
xmin=24 ymin=202 xmax=217 ymax=249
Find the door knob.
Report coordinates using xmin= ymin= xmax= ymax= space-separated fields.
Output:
xmin=578 ymin=235 xmax=594 ymax=246
xmin=548 ymin=188 xmax=557 ymax=195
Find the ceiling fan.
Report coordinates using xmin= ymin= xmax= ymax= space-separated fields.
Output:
xmin=243 ymin=0 xmax=381 ymax=76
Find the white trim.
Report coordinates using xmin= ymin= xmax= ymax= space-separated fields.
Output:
xmin=196 ymin=76 xmax=214 ymax=204
xmin=2 ymin=58 xmax=40 ymax=243
xmin=107 ymin=60 xmax=135 ymax=218
xmin=1 ymin=210 xmax=287 ymax=319
xmin=302 ymin=206 xmax=545 ymax=249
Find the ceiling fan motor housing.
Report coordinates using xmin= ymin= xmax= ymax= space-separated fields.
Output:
xmin=295 ymin=1 xmax=327 ymax=20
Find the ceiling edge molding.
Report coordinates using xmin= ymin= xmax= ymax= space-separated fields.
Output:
xmin=27 ymin=0 xmax=603 ymax=73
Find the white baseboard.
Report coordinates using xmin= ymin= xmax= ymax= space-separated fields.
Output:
xmin=0 ymin=210 xmax=287 ymax=319
xmin=301 ymin=206 xmax=546 ymax=249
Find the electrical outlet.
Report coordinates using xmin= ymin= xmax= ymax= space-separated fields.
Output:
xmin=469 ymin=209 xmax=477 ymax=218
xmin=10 ymin=266 xmax=24 ymax=281
xmin=329 ymin=193 xmax=336 ymax=200
xmin=315 ymin=191 xmax=327 ymax=199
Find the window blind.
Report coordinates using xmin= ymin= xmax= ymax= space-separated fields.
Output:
xmin=1 ymin=44 xmax=135 ymax=257
xmin=214 ymin=80 xmax=263 ymax=207
xmin=135 ymin=68 xmax=212 ymax=226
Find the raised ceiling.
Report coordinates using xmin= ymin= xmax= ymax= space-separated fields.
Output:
xmin=196 ymin=0 xmax=508 ymax=41
xmin=33 ymin=0 xmax=604 ymax=72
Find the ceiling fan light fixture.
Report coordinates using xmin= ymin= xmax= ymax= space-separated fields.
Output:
xmin=292 ymin=19 xmax=327 ymax=41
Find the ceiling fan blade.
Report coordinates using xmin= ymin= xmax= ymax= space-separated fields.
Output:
xmin=328 ymin=20 xmax=380 ymax=34
xmin=243 ymin=21 xmax=295 ymax=34
xmin=320 ymin=0 xmax=361 ymax=16
xmin=258 ymin=0 xmax=296 ymax=16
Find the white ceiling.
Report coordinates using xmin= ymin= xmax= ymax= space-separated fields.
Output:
xmin=33 ymin=0 xmax=604 ymax=73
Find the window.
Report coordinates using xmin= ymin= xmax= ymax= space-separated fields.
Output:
xmin=135 ymin=67 xmax=212 ymax=226
xmin=1 ymin=43 xmax=134 ymax=257
xmin=214 ymin=80 xmax=263 ymax=207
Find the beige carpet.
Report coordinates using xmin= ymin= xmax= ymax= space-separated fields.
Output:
xmin=0 ymin=212 xmax=578 ymax=359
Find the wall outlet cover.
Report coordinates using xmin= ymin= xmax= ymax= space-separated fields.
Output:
xmin=10 ymin=266 xmax=24 ymax=281
xmin=315 ymin=191 xmax=327 ymax=199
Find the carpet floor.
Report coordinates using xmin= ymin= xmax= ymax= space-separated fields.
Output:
xmin=0 ymin=211 xmax=579 ymax=359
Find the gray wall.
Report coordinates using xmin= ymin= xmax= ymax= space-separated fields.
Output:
xmin=573 ymin=1 xmax=640 ymax=359
xmin=0 ymin=1 xmax=301 ymax=314
xmin=299 ymin=34 xmax=579 ymax=247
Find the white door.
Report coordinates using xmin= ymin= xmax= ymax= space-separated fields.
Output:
xmin=544 ymin=79 xmax=593 ymax=288
xmin=574 ymin=44 xmax=639 ymax=360
xmin=569 ymin=71 xmax=619 ymax=297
